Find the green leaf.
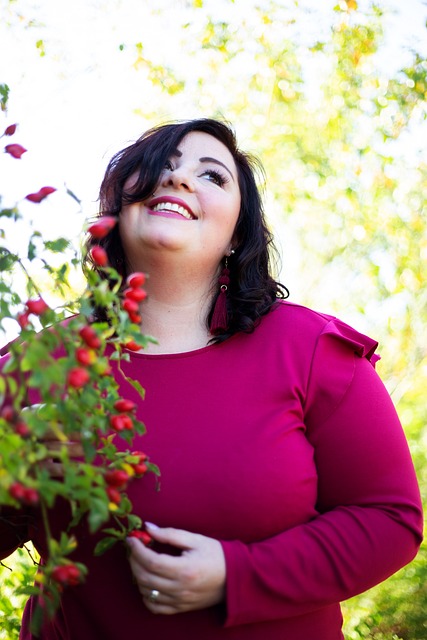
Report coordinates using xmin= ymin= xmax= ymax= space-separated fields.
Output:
xmin=126 ymin=514 xmax=142 ymax=530
xmin=94 ymin=536 xmax=118 ymax=556
xmin=27 ymin=239 xmax=37 ymax=261
xmin=101 ymin=527 xmax=125 ymax=538
xmin=44 ymin=238 xmax=70 ymax=253
xmin=0 ymin=83 xmax=9 ymax=111
xmin=87 ymin=499 xmax=109 ymax=533
xmin=124 ymin=376 xmax=145 ymax=399
xmin=0 ymin=207 xmax=20 ymax=219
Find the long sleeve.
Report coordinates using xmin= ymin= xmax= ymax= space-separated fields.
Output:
xmin=221 ymin=324 xmax=423 ymax=627
xmin=0 ymin=507 xmax=31 ymax=560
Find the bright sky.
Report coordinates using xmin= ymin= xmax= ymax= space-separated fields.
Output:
xmin=0 ymin=0 xmax=426 ymax=342
xmin=1 ymin=0 xmax=426 ymax=214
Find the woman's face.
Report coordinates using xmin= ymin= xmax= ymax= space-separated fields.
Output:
xmin=119 ymin=131 xmax=241 ymax=271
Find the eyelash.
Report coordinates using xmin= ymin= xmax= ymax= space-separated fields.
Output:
xmin=163 ymin=161 xmax=229 ymax=187
xmin=201 ymin=169 xmax=229 ymax=187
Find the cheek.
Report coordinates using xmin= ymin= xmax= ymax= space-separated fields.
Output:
xmin=118 ymin=207 xmax=138 ymax=248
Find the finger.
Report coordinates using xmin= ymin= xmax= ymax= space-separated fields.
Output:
xmin=140 ymin=587 xmax=191 ymax=614
xmin=144 ymin=523 xmax=199 ymax=550
xmin=126 ymin=537 xmax=184 ymax=581
xmin=142 ymin=598 xmax=181 ymax=615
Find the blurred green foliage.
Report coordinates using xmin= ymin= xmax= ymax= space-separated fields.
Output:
xmin=1 ymin=0 xmax=426 ymax=637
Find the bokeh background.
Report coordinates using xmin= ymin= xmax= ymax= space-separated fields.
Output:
xmin=1 ymin=1 xmax=426 ymax=637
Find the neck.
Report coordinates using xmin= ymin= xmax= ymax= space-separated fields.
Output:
xmin=132 ymin=255 xmax=218 ymax=354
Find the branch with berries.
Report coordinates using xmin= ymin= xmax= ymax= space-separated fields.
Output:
xmin=0 ymin=119 xmax=159 ymax=635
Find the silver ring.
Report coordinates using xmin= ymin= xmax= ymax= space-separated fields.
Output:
xmin=149 ymin=589 xmax=160 ymax=602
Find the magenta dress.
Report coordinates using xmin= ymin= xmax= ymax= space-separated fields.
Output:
xmin=0 ymin=302 xmax=423 ymax=639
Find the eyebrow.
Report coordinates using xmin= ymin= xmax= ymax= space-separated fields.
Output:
xmin=171 ymin=149 xmax=235 ymax=181
xmin=199 ymin=157 xmax=235 ymax=181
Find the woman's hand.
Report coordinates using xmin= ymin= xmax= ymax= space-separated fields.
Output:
xmin=39 ymin=428 xmax=84 ymax=478
xmin=126 ymin=523 xmax=226 ymax=615
xmin=22 ymin=404 xmax=84 ymax=478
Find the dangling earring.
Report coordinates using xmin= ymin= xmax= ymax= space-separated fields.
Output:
xmin=210 ymin=250 xmax=234 ymax=334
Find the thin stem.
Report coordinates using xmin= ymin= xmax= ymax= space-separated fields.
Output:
xmin=40 ymin=499 xmax=54 ymax=557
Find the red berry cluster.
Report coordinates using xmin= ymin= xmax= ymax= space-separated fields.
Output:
xmin=9 ymin=481 xmax=40 ymax=506
xmin=103 ymin=441 xmax=148 ymax=508
xmin=104 ymin=468 xmax=130 ymax=505
xmin=16 ymin=297 xmax=51 ymax=329
xmin=122 ymin=272 xmax=147 ymax=328
xmin=130 ymin=450 xmax=148 ymax=477
xmin=88 ymin=216 xmax=118 ymax=267
xmin=66 ymin=325 xmax=103 ymax=389
xmin=1 ymin=405 xmax=31 ymax=438
xmin=109 ymin=397 xmax=137 ymax=434
xmin=51 ymin=563 xmax=82 ymax=587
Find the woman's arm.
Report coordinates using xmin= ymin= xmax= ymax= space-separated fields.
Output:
xmin=221 ymin=353 xmax=422 ymax=626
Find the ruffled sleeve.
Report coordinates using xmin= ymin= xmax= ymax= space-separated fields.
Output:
xmin=304 ymin=317 xmax=380 ymax=430
xmin=319 ymin=317 xmax=380 ymax=363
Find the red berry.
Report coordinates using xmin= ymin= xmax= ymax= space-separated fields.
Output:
xmin=79 ymin=325 xmax=101 ymax=349
xmin=1 ymin=405 xmax=16 ymax=422
xmin=128 ymin=530 xmax=152 ymax=546
xmin=88 ymin=216 xmax=117 ymax=239
xmin=51 ymin=564 xmax=81 ymax=587
xmin=106 ymin=486 xmax=122 ymax=505
xmin=25 ymin=186 xmax=56 ymax=203
xmin=15 ymin=420 xmax=31 ymax=438
xmin=17 ymin=311 xmax=31 ymax=329
xmin=9 ymin=482 xmax=26 ymax=501
xmin=126 ymin=272 xmax=146 ymax=288
xmin=128 ymin=312 xmax=142 ymax=325
xmin=26 ymin=298 xmax=50 ymax=315
xmin=105 ymin=469 xmax=129 ymax=489
xmin=22 ymin=487 xmax=40 ymax=506
xmin=113 ymin=398 xmax=136 ymax=413
xmin=124 ymin=287 xmax=147 ymax=302
xmin=132 ymin=450 xmax=148 ymax=461
xmin=133 ymin=462 xmax=148 ymax=476
xmin=75 ymin=347 xmax=95 ymax=366
xmin=109 ymin=414 xmax=133 ymax=432
xmin=4 ymin=123 xmax=17 ymax=136
xmin=5 ymin=143 xmax=27 ymax=159
xmin=90 ymin=245 xmax=108 ymax=266
xmin=124 ymin=340 xmax=142 ymax=352
xmin=122 ymin=298 xmax=139 ymax=314
xmin=67 ymin=367 xmax=90 ymax=389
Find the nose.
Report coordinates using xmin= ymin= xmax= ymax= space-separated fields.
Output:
xmin=160 ymin=164 xmax=195 ymax=192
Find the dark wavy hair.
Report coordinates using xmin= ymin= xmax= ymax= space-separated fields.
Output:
xmin=83 ymin=118 xmax=288 ymax=343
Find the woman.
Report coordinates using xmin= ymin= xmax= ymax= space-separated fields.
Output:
xmin=2 ymin=118 xmax=424 ymax=639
